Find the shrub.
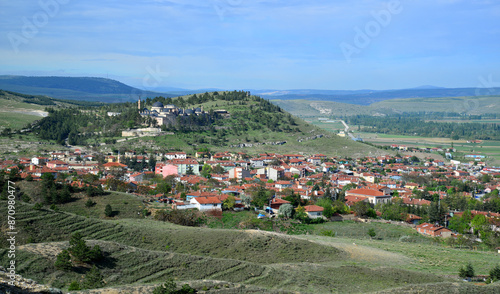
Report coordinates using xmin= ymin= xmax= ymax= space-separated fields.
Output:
xmin=399 ymin=235 xmax=416 ymax=243
xmin=85 ymin=199 xmax=96 ymax=208
xmin=319 ymin=230 xmax=336 ymax=237
xmin=153 ymin=278 xmax=197 ymax=294
xmin=154 ymin=209 xmax=204 ymax=227
xmin=367 ymin=228 xmax=376 ymax=239
xmin=68 ymin=281 xmax=81 ymax=291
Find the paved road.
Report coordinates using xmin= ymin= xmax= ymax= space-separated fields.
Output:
xmin=340 ymin=120 xmax=356 ymax=140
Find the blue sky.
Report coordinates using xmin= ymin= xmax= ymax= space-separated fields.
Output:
xmin=1 ymin=0 xmax=499 ymax=90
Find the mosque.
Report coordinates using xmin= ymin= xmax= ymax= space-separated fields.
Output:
xmin=138 ymin=100 xmax=208 ymax=126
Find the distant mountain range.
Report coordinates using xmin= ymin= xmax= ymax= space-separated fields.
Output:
xmin=0 ymin=75 xmax=499 ymax=105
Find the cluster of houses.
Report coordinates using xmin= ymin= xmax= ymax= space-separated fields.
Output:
xmin=2 ymin=148 xmax=500 ymax=237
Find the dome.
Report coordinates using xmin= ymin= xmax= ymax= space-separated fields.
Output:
xmin=152 ymin=102 xmax=164 ymax=108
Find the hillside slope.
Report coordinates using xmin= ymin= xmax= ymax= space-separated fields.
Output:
xmin=140 ymin=92 xmax=386 ymax=157
xmin=0 ymin=201 xmax=468 ymax=294
xmin=0 ymin=76 xmax=162 ymax=103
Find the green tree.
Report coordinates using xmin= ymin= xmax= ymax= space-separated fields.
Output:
xmin=54 ymin=249 xmax=72 ymax=271
xmin=471 ymin=214 xmax=487 ymax=236
xmin=490 ymin=265 xmax=500 ymax=281
xmin=200 ymin=164 xmax=212 ymax=178
xmin=294 ymin=205 xmax=308 ymax=220
xmin=368 ymin=228 xmax=376 ymax=239
xmin=104 ymin=204 xmax=113 ymax=217
xmin=82 ymin=265 xmax=105 ymax=289
xmin=278 ymin=203 xmax=294 ymax=218
xmin=251 ymin=188 xmax=272 ymax=208
xmin=68 ymin=232 xmax=103 ymax=264
xmin=222 ymin=195 xmax=236 ymax=210
xmin=352 ymin=201 xmax=370 ymax=218
xmin=459 ymin=263 xmax=475 ymax=279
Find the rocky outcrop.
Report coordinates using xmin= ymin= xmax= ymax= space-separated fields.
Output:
xmin=0 ymin=266 xmax=61 ymax=294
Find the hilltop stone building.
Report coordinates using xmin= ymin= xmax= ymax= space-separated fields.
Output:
xmin=139 ymin=100 xmax=208 ymax=126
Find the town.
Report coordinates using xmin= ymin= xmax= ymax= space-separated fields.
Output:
xmin=3 ymin=146 xmax=499 ymax=245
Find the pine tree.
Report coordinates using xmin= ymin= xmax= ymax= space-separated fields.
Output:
xmin=104 ymin=204 xmax=113 ymax=217
xmin=82 ymin=265 xmax=104 ymax=289
xmin=54 ymin=249 xmax=72 ymax=271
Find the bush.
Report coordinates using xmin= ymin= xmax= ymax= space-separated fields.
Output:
xmin=154 ymin=209 xmax=204 ymax=227
xmin=319 ymin=230 xmax=336 ymax=237
xmin=399 ymin=235 xmax=416 ymax=243
xmin=85 ymin=199 xmax=96 ymax=208
xmin=153 ymin=278 xmax=197 ymax=294
xmin=68 ymin=281 xmax=81 ymax=291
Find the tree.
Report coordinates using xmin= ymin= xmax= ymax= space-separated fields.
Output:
xmin=459 ymin=263 xmax=475 ymax=279
xmin=104 ymin=204 xmax=113 ymax=217
xmin=186 ymin=165 xmax=195 ymax=175
xmin=352 ymin=201 xmax=370 ymax=218
xmin=200 ymin=164 xmax=212 ymax=178
xmin=367 ymin=228 xmax=376 ymax=239
xmin=278 ymin=203 xmax=294 ymax=218
xmin=294 ymin=205 xmax=308 ymax=220
xmin=222 ymin=195 xmax=236 ymax=210
xmin=251 ymin=188 xmax=272 ymax=208
xmin=471 ymin=214 xmax=487 ymax=236
xmin=490 ymin=265 xmax=500 ymax=281
xmin=54 ymin=249 xmax=72 ymax=271
xmin=82 ymin=265 xmax=105 ymax=289
xmin=68 ymin=232 xmax=103 ymax=264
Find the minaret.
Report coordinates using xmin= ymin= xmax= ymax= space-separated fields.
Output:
xmin=138 ymin=99 xmax=141 ymax=110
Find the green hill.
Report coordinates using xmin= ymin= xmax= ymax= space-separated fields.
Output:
xmin=27 ymin=91 xmax=386 ymax=157
xmin=3 ymin=200 xmax=500 ymax=293
xmin=274 ymin=96 xmax=500 ymax=119
xmin=0 ymin=89 xmax=104 ymax=130
xmin=0 ymin=75 xmax=163 ymax=103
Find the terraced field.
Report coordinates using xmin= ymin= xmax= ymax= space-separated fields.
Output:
xmin=2 ymin=201 xmax=500 ymax=293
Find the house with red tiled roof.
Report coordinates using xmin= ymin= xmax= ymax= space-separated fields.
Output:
xmin=303 ymin=205 xmax=324 ymax=219
xmin=46 ymin=160 xmax=68 ymax=169
xmin=269 ymin=198 xmax=290 ymax=213
xmin=191 ymin=196 xmax=222 ymax=211
xmin=416 ymin=223 xmax=452 ymax=237
xmin=345 ymin=195 xmax=368 ymax=207
xmin=102 ymin=162 xmax=127 ymax=170
xmin=345 ymin=188 xmax=392 ymax=205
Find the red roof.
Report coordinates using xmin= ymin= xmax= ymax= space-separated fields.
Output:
xmin=193 ymin=197 xmax=222 ymax=204
xmin=304 ymin=205 xmax=324 ymax=212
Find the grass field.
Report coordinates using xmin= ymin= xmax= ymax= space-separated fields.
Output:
xmin=2 ymin=201 xmax=500 ymax=293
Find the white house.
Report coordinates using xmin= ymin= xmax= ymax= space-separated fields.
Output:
xmin=191 ymin=196 xmax=222 ymax=211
